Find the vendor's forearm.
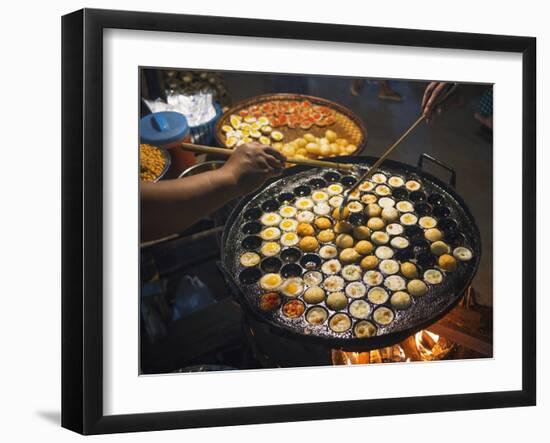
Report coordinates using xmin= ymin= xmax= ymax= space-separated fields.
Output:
xmin=140 ymin=169 xmax=240 ymax=241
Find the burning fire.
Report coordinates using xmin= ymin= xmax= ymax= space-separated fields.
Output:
xmin=331 ymin=329 xmax=454 ymax=365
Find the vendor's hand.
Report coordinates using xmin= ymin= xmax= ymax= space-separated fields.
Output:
xmin=221 ymin=142 xmax=286 ymax=194
xmin=422 ymin=82 xmax=448 ymax=120
xmin=421 ymin=82 xmax=462 ymax=123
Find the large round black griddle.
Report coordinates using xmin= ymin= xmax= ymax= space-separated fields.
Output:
xmin=220 ymin=155 xmax=481 ymax=350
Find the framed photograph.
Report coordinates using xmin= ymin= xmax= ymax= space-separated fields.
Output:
xmin=62 ymin=8 xmax=536 ymax=435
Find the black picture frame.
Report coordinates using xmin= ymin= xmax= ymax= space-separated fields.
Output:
xmin=62 ymin=8 xmax=537 ymax=435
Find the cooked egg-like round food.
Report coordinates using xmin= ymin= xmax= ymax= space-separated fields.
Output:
xmin=405 ymin=180 xmax=421 ymax=191
xmin=323 ymin=273 xmax=346 ymax=293
xmin=368 ymin=287 xmax=389 ymax=305
xmin=384 ymin=275 xmax=407 ymax=291
xmin=438 ymin=254 xmax=458 ymax=272
xmin=259 ymin=136 xmax=271 ymax=145
xmin=257 ymin=116 xmax=270 ymax=126
xmin=299 ymin=236 xmax=319 ymax=252
xmin=313 ymin=203 xmax=331 ymax=216
xmin=379 ymin=259 xmax=399 ymax=275
xmin=375 ymin=185 xmax=391 ymax=196
xmin=354 ymin=320 xmax=377 ymax=338
xmin=371 ymin=231 xmax=390 ymax=245
xmin=303 ymin=271 xmax=323 ymax=287
xmin=261 ymin=125 xmax=272 ymax=134
xmin=363 ymin=270 xmax=383 ymax=286
xmin=225 ymin=137 xmax=238 ymax=148
xmin=304 ymin=286 xmax=326 ymax=304
xmin=314 ymin=216 xmax=332 ymax=230
xmin=279 ymin=205 xmax=297 ymax=218
xmin=400 ymin=213 xmax=418 ymax=225
xmin=261 ymin=241 xmax=281 ymax=257
xmin=334 ymin=220 xmax=353 ymax=233
xmin=327 ymin=183 xmax=344 ymax=195
xmin=386 ymin=223 xmax=404 ymax=236
xmin=373 ymin=307 xmax=395 ymax=325
xmin=430 ymin=240 xmax=450 ymax=256
xmin=259 ymin=292 xmax=281 ymax=311
xmin=361 ymin=193 xmax=378 ymax=205
xmin=378 ymin=197 xmax=395 ymax=208
xmin=425 ymin=228 xmax=443 ymax=242
xmin=424 ymin=269 xmax=443 ymax=285
xmin=366 ymin=203 xmax=382 ymax=218
xmin=345 ymin=281 xmax=367 ymax=299
xmin=329 ymin=313 xmax=352 ymax=333
xmin=354 ymin=240 xmax=374 ymax=255
xmin=297 ymin=210 xmax=315 ymax=223
xmin=317 ymin=229 xmax=335 ymax=243
xmin=390 ymin=236 xmax=409 ymax=249
xmin=222 ymin=124 xmax=233 ymax=133
xmin=359 ymin=181 xmax=375 ymax=192
xmin=339 ymin=248 xmax=361 ymax=264
xmin=319 ymin=245 xmax=338 ymax=259
xmin=326 ymin=291 xmax=347 ymax=310
xmin=360 ymin=255 xmax=379 ymax=270
xmin=230 ymin=115 xmax=242 ymax=129
xmin=260 ymin=273 xmax=283 ymax=290
xmin=453 ymin=246 xmax=473 ymax=261
xmin=388 ymin=176 xmax=405 ymax=188
xmin=367 ymin=217 xmax=385 ymax=231
xmin=296 ymin=222 xmax=315 ymax=237
xmin=294 ymin=198 xmax=314 ymax=210
xmin=321 ymin=259 xmax=342 ymax=275
xmin=261 ymin=212 xmax=282 ymax=226
xmin=372 ymin=173 xmax=387 ymax=184
xmin=352 ymin=226 xmax=371 ymax=240
xmin=312 ymin=191 xmax=329 ymax=203
xmin=390 ymin=291 xmax=411 ymax=310
xmin=282 ymin=299 xmax=305 ymax=318
xmin=396 ymin=201 xmax=414 ymax=213
xmin=271 ymin=131 xmax=284 ymax=141
xmin=375 ymin=246 xmax=394 ymax=259
xmin=332 ymin=206 xmax=350 ymax=220
xmin=349 ymin=299 xmax=371 ymax=319
xmin=261 ymin=227 xmax=281 ymax=241
xmin=381 ymin=207 xmax=399 ymax=222
xmin=347 ymin=201 xmax=363 ymax=213
xmin=240 ymin=252 xmax=261 ymax=267
xmin=280 ymin=232 xmax=300 ymax=246
xmin=348 ymin=190 xmax=361 ymax=201
xmin=407 ymin=279 xmax=428 ymax=296
xmin=419 ymin=216 xmax=437 ymax=229
xmin=281 ymin=278 xmax=304 ymax=297
xmin=342 ymin=264 xmax=362 ymax=281
xmin=279 ymin=218 xmax=298 ymax=232
xmin=244 ymin=115 xmax=257 ymax=124
xmin=400 ymin=262 xmax=418 ymax=278
xmin=328 ymin=195 xmax=344 ymax=208
xmin=306 ymin=306 xmax=328 ymax=325
xmin=335 ymin=233 xmax=354 ymax=249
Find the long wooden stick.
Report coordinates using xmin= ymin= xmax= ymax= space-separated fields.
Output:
xmin=179 ymin=142 xmax=355 ymax=171
xmin=337 ymin=114 xmax=426 ymax=217
xmin=346 ymin=114 xmax=426 ymax=196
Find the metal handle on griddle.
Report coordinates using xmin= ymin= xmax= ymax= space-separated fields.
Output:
xmin=417 ymin=153 xmax=457 ymax=187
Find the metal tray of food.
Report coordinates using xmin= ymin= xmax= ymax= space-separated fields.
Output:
xmin=220 ymin=155 xmax=481 ymax=350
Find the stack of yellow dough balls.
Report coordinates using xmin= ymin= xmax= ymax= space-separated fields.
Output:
xmin=271 ymin=129 xmax=358 ymax=160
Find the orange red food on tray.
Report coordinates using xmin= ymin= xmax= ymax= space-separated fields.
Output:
xmin=238 ymin=100 xmax=336 ymax=129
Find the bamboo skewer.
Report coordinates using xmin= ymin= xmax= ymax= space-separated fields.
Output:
xmin=338 ymin=114 xmax=427 ymax=215
xmin=179 ymin=142 xmax=355 ymax=171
